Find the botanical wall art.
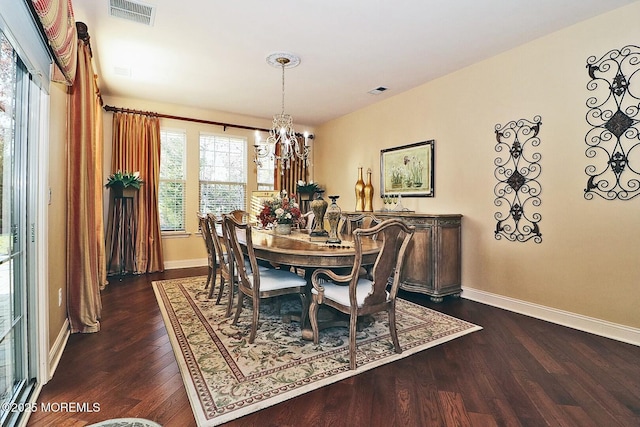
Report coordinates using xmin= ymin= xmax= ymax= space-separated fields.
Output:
xmin=380 ymin=140 xmax=434 ymax=197
xmin=584 ymin=44 xmax=640 ymax=200
xmin=494 ymin=116 xmax=542 ymax=243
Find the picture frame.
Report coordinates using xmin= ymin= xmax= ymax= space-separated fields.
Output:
xmin=380 ymin=140 xmax=435 ymax=197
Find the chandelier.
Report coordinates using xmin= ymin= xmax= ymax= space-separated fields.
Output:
xmin=254 ymin=53 xmax=311 ymax=174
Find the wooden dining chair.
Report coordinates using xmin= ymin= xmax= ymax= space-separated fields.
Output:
xmin=339 ymin=212 xmax=382 ymax=278
xmin=223 ymin=215 xmax=309 ymax=343
xmin=300 ymin=211 xmax=316 ymax=233
xmin=207 ymin=213 xmax=231 ymax=304
xmin=309 ymin=218 xmax=415 ymax=369
xmin=197 ymin=212 xmax=217 ymax=296
xmin=219 ymin=214 xmax=274 ymax=317
xmin=340 ymin=212 xmax=381 ymax=235
xmin=229 ymin=209 xmax=250 ymax=222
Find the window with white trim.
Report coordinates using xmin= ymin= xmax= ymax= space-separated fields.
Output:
xmin=159 ymin=129 xmax=186 ymax=231
xmin=199 ymin=133 xmax=247 ymax=215
xmin=256 ymin=153 xmax=275 ymax=191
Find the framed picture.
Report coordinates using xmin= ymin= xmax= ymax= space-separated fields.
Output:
xmin=380 ymin=140 xmax=435 ymax=197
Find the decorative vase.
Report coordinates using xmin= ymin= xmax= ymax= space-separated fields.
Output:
xmin=363 ymin=168 xmax=374 ymax=212
xmin=355 ymin=167 xmax=365 ymax=211
xmin=326 ymin=195 xmax=342 ymax=244
xmin=274 ymin=223 xmax=292 ymax=235
xmin=309 ymin=191 xmax=329 ymax=239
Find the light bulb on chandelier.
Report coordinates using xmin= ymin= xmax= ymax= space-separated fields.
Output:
xmin=254 ymin=52 xmax=312 ymax=174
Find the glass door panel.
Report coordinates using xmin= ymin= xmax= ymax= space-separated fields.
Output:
xmin=0 ymin=28 xmax=31 ymax=425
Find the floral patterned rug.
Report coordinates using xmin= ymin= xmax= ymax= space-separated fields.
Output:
xmin=153 ymin=276 xmax=481 ymax=426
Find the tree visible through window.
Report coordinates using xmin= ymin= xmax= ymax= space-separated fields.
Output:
xmin=199 ymin=133 xmax=247 ymax=215
xmin=159 ymin=129 xmax=186 ymax=231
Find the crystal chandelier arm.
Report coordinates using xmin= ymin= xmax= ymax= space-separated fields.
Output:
xmin=253 ymin=143 xmax=272 ymax=167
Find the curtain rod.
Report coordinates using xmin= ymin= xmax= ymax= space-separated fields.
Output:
xmin=102 ymin=105 xmax=314 ymax=138
xmin=76 ymin=22 xmax=91 ymax=55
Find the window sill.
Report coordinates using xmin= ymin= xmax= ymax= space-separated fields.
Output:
xmin=161 ymin=231 xmax=191 ymax=239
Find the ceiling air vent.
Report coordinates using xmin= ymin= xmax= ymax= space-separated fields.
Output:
xmin=109 ymin=0 xmax=156 ymax=26
xmin=368 ymin=86 xmax=388 ymax=95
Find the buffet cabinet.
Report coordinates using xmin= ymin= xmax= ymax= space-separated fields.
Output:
xmin=345 ymin=212 xmax=462 ymax=302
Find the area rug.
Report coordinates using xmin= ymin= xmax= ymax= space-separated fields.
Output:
xmin=87 ymin=418 xmax=162 ymax=427
xmin=153 ymin=276 xmax=481 ymax=426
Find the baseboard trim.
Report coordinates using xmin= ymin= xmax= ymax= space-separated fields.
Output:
xmin=461 ymin=287 xmax=640 ymax=346
xmin=22 ymin=320 xmax=67 ymax=426
xmin=30 ymin=317 xmax=68 ymax=427
xmin=164 ymin=258 xmax=207 ymax=270
xmin=48 ymin=318 xmax=70 ymax=380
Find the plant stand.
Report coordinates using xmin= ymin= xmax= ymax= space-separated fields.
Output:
xmin=106 ymin=193 xmax=137 ymax=275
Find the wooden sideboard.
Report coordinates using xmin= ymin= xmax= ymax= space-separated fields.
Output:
xmin=343 ymin=211 xmax=462 ymax=302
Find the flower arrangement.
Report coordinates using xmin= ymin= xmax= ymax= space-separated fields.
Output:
xmin=106 ymin=171 xmax=143 ymax=189
xmin=258 ymin=195 xmax=301 ymax=227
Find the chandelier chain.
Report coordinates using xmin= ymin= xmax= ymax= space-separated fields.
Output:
xmin=281 ymin=61 xmax=286 ymax=115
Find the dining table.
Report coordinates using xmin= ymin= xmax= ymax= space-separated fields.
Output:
xmin=231 ymin=226 xmax=383 ymax=339
xmin=245 ymin=227 xmax=381 ymax=269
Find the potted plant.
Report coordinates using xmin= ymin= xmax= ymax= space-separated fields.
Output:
xmin=296 ymin=180 xmax=321 ymax=201
xmin=106 ymin=171 xmax=143 ymax=198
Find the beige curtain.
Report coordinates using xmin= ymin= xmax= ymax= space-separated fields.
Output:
xmin=110 ymin=112 xmax=164 ymax=273
xmin=276 ymin=135 xmax=309 ymax=197
xmin=67 ymin=35 xmax=106 ymax=333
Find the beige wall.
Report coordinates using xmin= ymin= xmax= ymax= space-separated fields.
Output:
xmin=314 ymin=3 xmax=640 ymax=329
xmin=45 ymin=5 xmax=638 ymax=350
xmin=48 ymin=82 xmax=68 ymax=346
xmin=100 ymin=96 xmax=315 ymax=267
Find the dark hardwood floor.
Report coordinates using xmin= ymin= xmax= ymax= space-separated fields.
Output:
xmin=27 ymin=267 xmax=640 ymax=426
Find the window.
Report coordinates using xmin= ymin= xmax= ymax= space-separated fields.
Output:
xmin=199 ymin=133 xmax=247 ymax=215
xmin=0 ymin=23 xmax=44 ymax=424
xmin=159 ymin=129 xmax=186 ymax=231
xmin=256 ymin=153 xmax=275 ymax=191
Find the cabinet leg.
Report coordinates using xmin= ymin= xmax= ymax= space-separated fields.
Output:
xmin=430 ymin=296 xmax=443 ymax=303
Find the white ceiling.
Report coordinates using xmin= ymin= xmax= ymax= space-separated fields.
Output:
xmin=71 ymin=0 xmax=637 ymax=127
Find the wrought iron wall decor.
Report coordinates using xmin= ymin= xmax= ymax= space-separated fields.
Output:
xmin=494 ymin=116 xmax=542 ymax=243
xmin=584 ymin=45 xmax=640 ymax=201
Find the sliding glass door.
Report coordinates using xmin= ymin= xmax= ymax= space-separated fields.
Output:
xmin=0 ymin=30 xmax=36 ymax=425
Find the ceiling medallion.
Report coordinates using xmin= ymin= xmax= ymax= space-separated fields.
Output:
xmin=266 ymin=52 xmax=300 ymax=69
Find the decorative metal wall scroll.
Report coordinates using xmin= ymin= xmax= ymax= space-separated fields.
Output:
xmin=494 ymin=116 xmax=542 ymax=243
xmin=584 ymin=45 xmax=640 ymax=200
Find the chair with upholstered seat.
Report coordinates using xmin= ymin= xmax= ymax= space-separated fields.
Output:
xmin=207 ymin=213 xmax=231 ymax=304
xmin=300 ymin=211 xmax=316 ymax=233
xmin=216 ymin=213 xmax=272 ymax=317
xmin=229 ymin=209 xmax=250 ymax=222
xmin=197 ymin=212 xmax=217 ymax=297
xmin=340 ymin=212 xmax=381 ymax=235
xmin=339 ymin=212 xmax=382 ymax=278
xmin=309 ymin=218 xmax=415 ymax=369
xmin=224 ymin=215 xmax=309 ymax=343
